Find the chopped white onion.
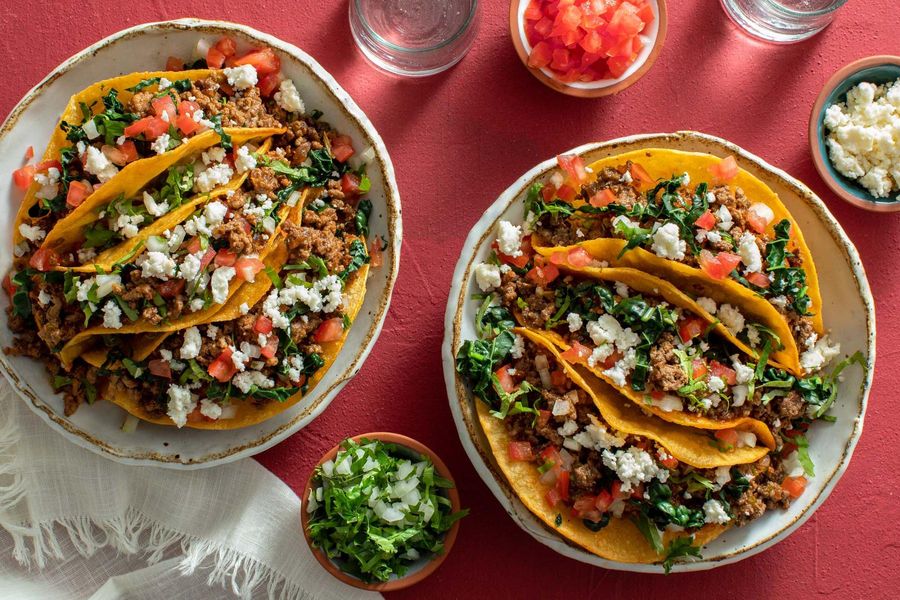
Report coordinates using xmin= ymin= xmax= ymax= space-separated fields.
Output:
xmin=218 ymin=405 xmax=238 ymax=420
xmin=558 ymin=448 xmax=575 ymax=470
xmin=121 ymin=414 xmax=140 ymax=433
xmin=194 ymin=38 xmax=212 ymax=60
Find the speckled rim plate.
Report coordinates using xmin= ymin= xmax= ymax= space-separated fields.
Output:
xmin=441 ymin=131 xmax=875 ymax=572
xmin=0 ymin=19 xmax=402 ymax=468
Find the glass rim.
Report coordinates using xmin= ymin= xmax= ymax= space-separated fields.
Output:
xmin=352 ymin=0 xmax=479 ymax=55
xmin=762 ymin=0 xmax=849 ymax=17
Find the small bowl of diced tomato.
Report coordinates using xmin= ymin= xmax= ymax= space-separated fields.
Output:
xmin=510 ymin=0 xmax=667 ymax=98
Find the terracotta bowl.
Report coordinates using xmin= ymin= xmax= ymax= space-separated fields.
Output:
xmin=508 ymin=0 xmax=667 ymax=98
xmin=300 ymin=432 xmax=462 ymax=591
xmin=809 ymin=55 xmax=900 ymax=212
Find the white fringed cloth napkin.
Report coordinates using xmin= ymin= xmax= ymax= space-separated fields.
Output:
xmin=0 ymin=384 xmax=380 ymax=600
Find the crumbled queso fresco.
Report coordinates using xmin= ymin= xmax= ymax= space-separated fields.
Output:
xmin=824 ymin=78 xmax=900 ymax=199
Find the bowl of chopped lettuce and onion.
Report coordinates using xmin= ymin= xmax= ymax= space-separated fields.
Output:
xmin=302 ymin=433 xmax=468 ymax=590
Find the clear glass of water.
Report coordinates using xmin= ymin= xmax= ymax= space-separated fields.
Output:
xmin=349 ymin=0 xmax=479 ymax=77
xmin=719 ymin=0 xmax=848 ymax=43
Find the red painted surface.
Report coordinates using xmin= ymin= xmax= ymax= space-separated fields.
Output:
xmin=2 ymin=1 xmax=898 ymax=598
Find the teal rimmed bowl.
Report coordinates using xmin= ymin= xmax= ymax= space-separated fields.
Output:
xmin=809 ymin=55 xmax=900 ymax=212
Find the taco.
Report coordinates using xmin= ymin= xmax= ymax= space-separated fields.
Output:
xmin=12 ymin=67 xmax=291 ymax=250
xmin=6 ymin=36 xmax=382 ymax=427
xmin=34 ymin=131 xmax=282 ymax=271
xmin=458 ymin=327 xmax=805 ymax=566
xmin=521 ymin=149 xmax=829 ymax=374
xmin=481 ymin=251 xmax=854 ymax=447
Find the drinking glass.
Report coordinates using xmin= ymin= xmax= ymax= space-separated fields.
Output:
xmin=349 ymin=0 xmax=479 ymax=77
xmin=719 ymin=0 xmax=848 ymax=43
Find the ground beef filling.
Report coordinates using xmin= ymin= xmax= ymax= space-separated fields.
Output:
xmin=499 ymin=339 xmax=794 ymax=530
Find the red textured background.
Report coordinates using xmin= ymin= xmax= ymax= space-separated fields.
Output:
xmin=3 ymin=1 xmax=898 ymax=598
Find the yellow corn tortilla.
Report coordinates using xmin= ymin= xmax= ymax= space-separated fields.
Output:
xmin=56 ymin=199 xmax=301 ymax=370
xmin=39 ymin=127 xmax=283 ymax=260
xmin=107 ymin=260 xmax=370 ymax=430
xmin=535 ymin=147 xmax=823 ymax=373
xmin=477 ymin=330 xmax=728 ymax=564
xmin=516 ymin=329 xmax=770 ymax=466
xmin=536 ymin=328 xmax=776 ymax=451
xmin=14 ymin=69 xmax=215 ymax=246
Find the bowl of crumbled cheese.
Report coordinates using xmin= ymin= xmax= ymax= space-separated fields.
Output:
xmin=809 ymin=56 xmax=900 ymax=211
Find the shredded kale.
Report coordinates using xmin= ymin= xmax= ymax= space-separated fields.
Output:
xmin=475 ymin=297 xmax=515 ymax=339
xmin=764 ymin=220 xmax=812 ymax=316
xmin=10 ymin=270 xmax=34 ymax=318
xmin=339 ymin=239 xmax=370 ymax=281
xmin=355 ymin=198 xmax=372 ymax=237
xmin=661 ymin=536 xmax=703 ymax=573
xmin=456 ymin=330 xmax=516 ymax=408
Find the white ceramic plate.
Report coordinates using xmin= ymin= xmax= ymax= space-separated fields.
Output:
xmin=0 ymin=19 xmax=402 ymax=468
xmin=441 ymin=131 xmax=875 ymax=572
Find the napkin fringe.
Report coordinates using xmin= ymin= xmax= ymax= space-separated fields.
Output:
xmin=0 ymin=405 xmax=311 ymax=600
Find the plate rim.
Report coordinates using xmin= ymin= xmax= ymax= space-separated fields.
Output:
xmin=441 ymin=130 xmax=875 ymax=572
xmin=0 ymin=18 xmax=403 ymax=469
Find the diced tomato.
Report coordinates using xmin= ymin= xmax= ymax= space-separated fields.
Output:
xmin=524 ymin=0 xmax=543 ymax=20
xmin=550 ymin=368 xmax=568 ymax=389
xmin=124 ymin=116 xmax=169 ymax=140
xmin=199 ymin=249 xmax=216 ymax=270
xmin=175 ymin=113 xmax=201 ymax=136
xmin=234 ymin=257 xmax=265 ymax=281
xmin=537 ymin=409 xmax=552 ymax=428
xmin=691 ymin=358 xmax=708 ymax=379
xmin=550 ymin=48 xmax=573 ymax=72
xmin=215 ymin=36 xmax=237 ymax=58
xmin=35 ymin=159 xmax=62 ymax=173
xmin=555 ymin=184 xmax=577 ymax=202
xmin=185 ymin=237 xmax=202 ymax=255
xmin=590 ymin=188 xmax=617 ymax=208
xmin=12 ymin=165 xmax=35 ymax=190
xmin=207 ymin=46 xmax=227 ymax=69
xmin=29 ymin=247 xmax=58 ymax=272
xmin=208 ymin=348 xmax=238 ymax=382
xmin=526 ymin=259 xmax=560 ymax=286
xmin=259 ymin=335 xmax=279 ymax=359
xmin=747 ymin=211 xmax=769 ymax=234
xmin=508 ymin=440 xmax=535 ymax=462
xmin=165 ymin=56 xmax=185 ymax=71
xmin=214 ymin=248 xmax=237 ymax=267
xmin=148 ymin=359 xmax=172 ymax=379
xmin=678 ymin=315 xmax=706 ymax=343
xmin=258 ymin=72 xmax=282 ymax=97
xmin=118 ymin=140 xmax=139 ymax=163
xmin=557 ymin=154 xmax=589 ymax=184
xmin=629 ymin=162 xmax=654 ymax=185
xmin=103 ymin=145 xmax=129 ymax=167
xmin=232 ymin=47 xmax=281 ymax=76
xmin=177 ymin=100 xmax=201 ymax=118
xmin=331 ymin=135 xmax=355 ymax=163
xmin=637 ymin=2 xmax=655 ymax=24
xmin=781 ymin=476 xmax=807 ymax=499
xmin=566 ymin=247 xmax=592 ymax=267
xmin=340 ymin=173 xmax=361 ymax=197
xmin=573 ymin=495 xmax=598 ymax=515
xmin=151 ymin=95 xmax=177 ymax=122
xmin=694 ymin=210 xmax=716 ymax=230
xmin=528 ymin=41 xmax=553 ymax=69
xmin=710 ymin=155 xmax=739 ymax=182
xmin=158 ymin=278 xmax=185 ymax=299
xmin=610 ymin=480 xmax=629 ymax=500
xmin=594 ymin=489 xmax=613 ymax=512
xmin=495 ymin=365 xmax=517 ymax=394
xmin=698 ymin=250 xmax=741 ymax=280
xmin=314 ymin=317 xmax=344 ymax=343
xmin=252 ymin=315 xmax=274 ymax=335
xmin=66 ymin=180 xmax=91 ymax=208
xmin=545 ymin=487 xmax=562 ymax=508
xmin=2 ymin=274 xmax=15 ymax=297
xmin=369 ymin=236 xmax=383 ymax=268
xmin=24 ymin=146 xmax=34 ymax=161
xmin=709 ymin=360 xmax=738 ymax=385
xmin=715 ymin=428 xmax=740 ymax=447
xmin=660 ymin=455 xmax=679 ymax=469
xmin=607 ymin=56 xmax=631 ymax=79
xmin=560 ymin=340 xmax=592 ymax=363
xmin=780 ymin=442 xmax=798 ymax=458
xmin=629 ymin=483 xmax=645 ymax=500
xmin=746 ymin=271 xmax=771 ymax=288
xmin=555 ymin=469 xmax=570 ymax=501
